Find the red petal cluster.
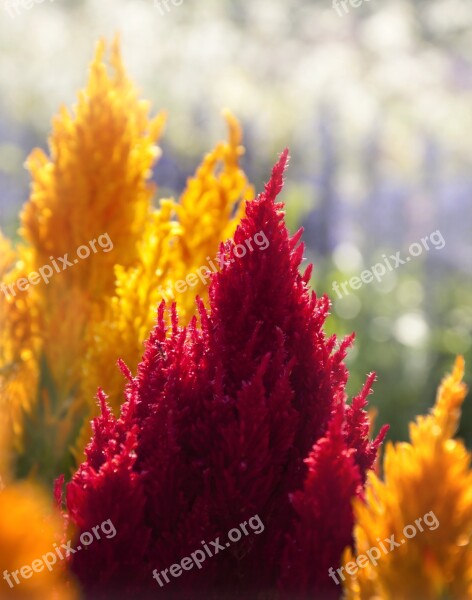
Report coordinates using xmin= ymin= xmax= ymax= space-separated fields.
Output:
xmin=66 ymin=150 xmax=387 ymax=599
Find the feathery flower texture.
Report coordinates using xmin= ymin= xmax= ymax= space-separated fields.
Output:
xmin=66 ymin=151 xmax=387 ymax=599
xmin=5 ymin=35 xmax=467 ymax=600
xmin=344 ymin=356 xmax=471 ymax=600
xmin=0 ymin=39 xmax=252 ymax=481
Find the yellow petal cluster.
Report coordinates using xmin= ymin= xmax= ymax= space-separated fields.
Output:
xmin=21 ymin=38 xmax=165 ymax=285
xmin=0 ymin=234 xmax=39 ymax=455
xmin=0 ymin=39 xmax=252 ymax=481
xmin=344 ymin=356 xmax=472 ymax=600
xmin=0 ymin=37 xmax=165 ymax=481
xmin=21 ymin=36 xmax=164 ymax=395
xmin=77 ymin=111 xmax=254 ymax=437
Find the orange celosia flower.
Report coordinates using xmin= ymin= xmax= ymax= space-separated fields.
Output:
xmin=0 ymin=234 xmax=39 ymax=453
xmin=0 ymin=38 xmax=252 ymax=482
xmin=77 ymin=111 xmax=254 ymax=436
xmin=0 ymin=333 xmax=76 ymax=599
xmin=0 ymin=38 xmax=165 ymax=482
xmin=0 ymin=482 xmax=77 ymax=599
xmin=343 ymin=356 xmax=472 ymax=600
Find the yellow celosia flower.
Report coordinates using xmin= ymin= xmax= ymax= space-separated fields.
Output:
xmin=22 ymin=38 xmax=165 ymax=286
xmin=343 ymin=356 xmax=472 ymax=600
xmin=0 ymin=235 xmax=39 ymax=455
xmin=21 ymin=35 xmax=165 ymax=392
xmin=172 ymin=109 xmax=251 ymax=301
xmin=0 ymin=37 xmax=165 ymax=482
xmin=0 ymin=38 xmax=252 ymax=481
xmin=0 ymin=483 xmax=77 ymax=599
xmin=76 ymin=112 xmax=254 ymax=452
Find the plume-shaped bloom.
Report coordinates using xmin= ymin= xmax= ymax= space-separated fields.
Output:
xmin=77 ymin=111 xmax=253 ymax=429
xmin=0 ymin=233 xmax=38 ymax=451
xmin=1 ymin=37 xmax=165 ymax=479
xmin=21 ymin=37 xmax=166 ymax=397
xmin=343 ymin=356 xmax=471 ymax=600
xmin=66 ymin=151 xmax=386 ymax=599
xmin=0 ymin=40 xmax=251 ymax=482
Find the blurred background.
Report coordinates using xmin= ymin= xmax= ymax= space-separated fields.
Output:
xmin=0 ymin=0 xmax=471 ymax=444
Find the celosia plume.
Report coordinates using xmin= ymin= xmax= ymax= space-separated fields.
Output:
xmin=0 ymin=40 xmax=251 ymax=482
xmin=66 ymin=151 xmax=387 ymax=599
xmin=0 ymin=233 xmax=38 ymax=451
xmin=343 ymin=356 xmax=471 ymax=600
xmin=1 ymin=37 xmax=165 ymax=480
xmin=78 ymin=110 xmax=253 ymax=431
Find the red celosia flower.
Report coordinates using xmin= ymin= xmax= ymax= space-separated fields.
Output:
xmin=65 ymin=150 xmax=387 ymax=600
